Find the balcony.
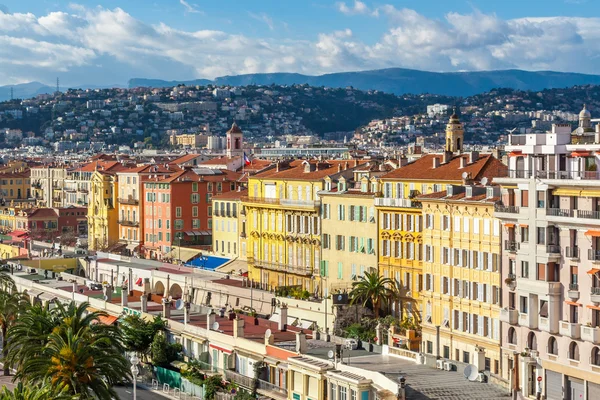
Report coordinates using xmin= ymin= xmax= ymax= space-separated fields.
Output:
xmin=589 ymin=250 xmax=600 ymax=263
xmin=118 ymin=197 xmax=139 ymax=205
xmin=374 ymin=197 xmax=422 ymax=209
xmin=507 ymin=169 xmax=600 ymax=180
xmin=538 ymin=316 xmax=559 ymax=334
xmin=500 ymin=307 xmax=518 ymax=325
xmin=224 ymin=370 xmax=287 ymax=397
xmin=547 ymin=208 xmax=574 ymax=218
xmin=519 ymin=312 xmax=538 ymax=329
xmin=581 ymin=325 xmax=600 ymax=344
xmin=559 ymin=321 xmax=581 ymax=339
xmin=247 ymin=257 xmax=314 ymax=276
xmin=568 ymin=283 xmax=580 ymax=300
xmin=546 ymin=244 xmax=561 ymax=255
xmin=576 ymin=210 xmax=600 ymax=220
xmin=241 ymin=196 xmax=320 ymax=210
xmin=495 ymin=204 xmax=520 ymax=214
xmin=591 ymin=287 xmax=600 ymax=304
xmin=566 ymin=246 xmax=580 ymax=259
xmin=505 ymin=241 xmax=520 ymax=252
xmin=118 ymin=220 xmax=139 ymax=227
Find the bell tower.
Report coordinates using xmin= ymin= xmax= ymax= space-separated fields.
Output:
xmin=445 ymin=108 xmax=464 ymax=153
xmin=226 ymin=122 xmax=243 ymax=158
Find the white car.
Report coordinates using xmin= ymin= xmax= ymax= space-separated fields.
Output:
xmin=345 ymin=338 xmax=358 ymax=350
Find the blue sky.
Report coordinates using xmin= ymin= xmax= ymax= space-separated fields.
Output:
xmin=0 ymin=0 xmax=599 ymax=86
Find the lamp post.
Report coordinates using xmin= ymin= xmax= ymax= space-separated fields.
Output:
xmin=397 ymin=375 xmax=406 ymax=400
xmin=130 ymin=354 xmax=140 ymax=400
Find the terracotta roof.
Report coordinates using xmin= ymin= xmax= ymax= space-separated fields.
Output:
xmin=199 ymin=156 xmax=240 ymax=165
xmin=380 ymin=153 xmax=507 ymax=182
xmin=418 ymin=190 xmax=448 ymax=199
xmin=227 ymin=122 xmax=243 ymax=134
xmin=252 ymin=159 xmax=367 ymax=181
xmin=26 ymin=208 xmax=58 ymax=219
xmin=157 ymin=168 xmax=241 ymax=183
xmin=213 ymin=188 xmax=248 ymax=201
xmin=172 ymin=154 xmax=203 ymax=165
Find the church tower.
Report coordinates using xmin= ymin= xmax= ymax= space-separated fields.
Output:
xmin=226 ymin=122 xmax=244 ymax=158
xmin=579 ymin=104 xmax=592 ymax=130
xmin=445 ymin=108 xmax=464 ymax=153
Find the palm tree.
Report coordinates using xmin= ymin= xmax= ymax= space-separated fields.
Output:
xmin=350 ymin=271 xmax=393 ymax=318
xmin=0 ymin=382 xmax=73 ymax=400
xmin=389 ymin=279 xmax=403 ymax=319
xmin=0 ymin=289 xmax=26 ymax=376
xmin=9 ymin=301 xmax=131 ymax=399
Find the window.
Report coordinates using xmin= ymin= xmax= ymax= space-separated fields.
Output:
xmin=330 ymin=384 xmax=337 ymax=400
xmin=508 ymin=327 xmax=517 ymax=344
xmin=192 ymin=182 xmax=198 ymax=192
xmin=568 ymin=341 xmax=579 ymax=361
xmin=520 ymin=296 xmax=528 ymax=314
xmin=339 ymin=387 xmax=347 ymax=400
xmin=548 ymin=336 xmax=558 ymax=356
xmin=521 ymin=226 xmax=529 ymax=242
xmin=192 ymin=206 xmax=198 ymax=217
xmin=176 ymin=207 xmax=182 ymax=218
xmin=191 ymin=193 xmax=200 ymax=203
xmin=337 ymin=204 xmax=345 ymax=220
xmin=537 ymin=227 xmax=545 ymax=245
xmin=521 ymin=261 xmax=529 ymax=278
xmin=336 ymin=235 xmax=345 ymax=251
xmin=592 ymin=347 xmax=600 ymax=366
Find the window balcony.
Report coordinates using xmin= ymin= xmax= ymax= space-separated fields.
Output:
xmin=567 ymin=283 xmax=580 ymax=300
xmin=576 ymin=210 xmax=600 ymax=220
xmin=589 ymin=250 xmax=600 ymax=263
xmin=241 ymin=196 xmax=321 ymax=210
xmin=566 ymin=246 xmax=580 ymax=259
xmin=500 ymin=307 xmax=518 ymax=325
xmin=546 ymin=244 xmax=561 ymax=255
xmin=591 ymin=287 xmax=600 ymax=304
xmin=519 ymin=312 xmax=537 ymax=329
xmin=547 ymin=208 xmax=574 ymax=218
xmin=247 ymin=257 xmax=314 ymax=276
xmin=118 ymin=197 xmax=139 ymax=205
xmin=505 ymin=241 xmax=520 ymax=252
xmin=374 ymin=197 xmax=421 ymax=209
xmin=538 ymin=316 xmax=559 ymax=334
xmin=118 ymin=220 xmax=139 ymax=227
xmin=581 ymin=325 xmax=600 ymax=345
xmin=495 ymin=204 xmax=520 ymax=214
xmin=559 ymin=321 xmax=581 ymax=339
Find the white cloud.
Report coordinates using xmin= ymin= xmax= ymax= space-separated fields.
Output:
xmin=336 ymin=1 xmax=377 ymax=16
xmin=248 ymin=12 xmax=274 ymax=31
xmin=179 ymin=0 xmax=202 ymax=15
xmin=1 ymin=5 xmax=600 ymax=86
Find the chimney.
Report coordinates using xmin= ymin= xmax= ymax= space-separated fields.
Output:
xmin=460 ymin=157 xmax=467 ymax=168
xmin=121 ymin=285 xmax=128 ymax=307
xmin=233 ymin=316 xmax=245 ymax=338
xmin=265 ymin=331 xmax=275 ymax=346
xmin=469 ymin=151 xmax=479 ymax=164
xmin=399 ymin=156 xmax=408 ymax=167
xmin=162 ymin=298 xmax=171 ymax=319
xmin=140 ymin=294 xmax=148 ymax=312
xmin=354 ymin=159 xmax=358 ymax=167
xmin=295 ymin=330 xmax=307 ymax=354
xmin=344 ymin=161 xmax=349 ymax=170
xmin=207 ymin=310 xmax=216 ymax=328
xmin=432 ymin=157 xmax=440 ymax=169
xmin=443 ymin=151 xmax=452 ymax=164
xmin=276 ymin=162 xmax=280 ymax=172
xmin=595 ymin=124 xmax=600 ymax=144
xmin=337 ymin=164 xmax=342 ymax=173
xmin=278 ymin=304 xmax=288 ymax=332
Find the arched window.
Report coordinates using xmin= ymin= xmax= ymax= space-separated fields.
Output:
xmin=568 ymin=341 xmax=579 ymax=361
xmin=592 ymin=347 xmax=600 ymax=366
xmin=548 ymin=336 xmax=558 ymax=356
xmin=527 ymin=331 xmax=537 ymax=351
xmin=508 ymin=327 xmax=517 ymax=345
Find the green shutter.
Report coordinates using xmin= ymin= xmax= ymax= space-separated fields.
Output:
xmin=338 ymin=262 xmax=343 ymax=279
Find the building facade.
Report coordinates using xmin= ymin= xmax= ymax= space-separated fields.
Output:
xmin=212 ymin=189 xmax=247 ymax=260
xmin=495 ymin=110 xmax=600 ymax=399
xmin=87 ymin=171 xmax=119 ymax=251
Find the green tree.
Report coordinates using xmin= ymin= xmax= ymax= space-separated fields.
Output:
xmin=121 ymin=314 xmax=166 ymax=359
xmin=350 ymin=270 xmax=393 ymax=318
xmin=9 ymin=301 xmax=130 ymax=399
xmin=0 ymin=289 xmax=26 ymax=376
xmin=150 ymin=332 xmax=169 ymax=366
xmin=0 ymin=382 xmax=73 ymax=400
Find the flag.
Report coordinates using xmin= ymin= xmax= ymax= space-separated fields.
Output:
xmin=243 ymin=152 xmax=251 ymax=166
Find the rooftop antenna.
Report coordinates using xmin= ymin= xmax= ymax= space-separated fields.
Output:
xmin=56 ymin=77 xmax=60 ymax=94
xmin=10 ymin=87 xmax=13 ymax=101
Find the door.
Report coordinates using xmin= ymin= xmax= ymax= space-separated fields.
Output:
xmin=529 ymin=365 xmax=536 ymax=396
xmin=545 ymin=370 xmax=562 ymax=400
xmin=567 ymin=376 xmax=584 ymax=400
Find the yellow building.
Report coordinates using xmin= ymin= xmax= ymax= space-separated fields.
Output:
xmin=88 ymin=171 xmax=119 ymax=251
xmin=319 ymin=164 xmax=387 ymax=294
xmin=419 ymin=184 xmax=503 ymax=374
xmin=243 ymin=159 xmax=363 ymax=292
xmin=0 ymin=161 xmax=31 ymax=201
xmin=212 ymin=189 xmax=247 ymax=260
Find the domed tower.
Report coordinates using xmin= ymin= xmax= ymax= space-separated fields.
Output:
xmin=445 ymin=107 xmax=464 ymax=153
xmin=579 ymin=104 xmax=592 ymax=130
xmin=226 ymin=121 xmax=244 ymax=158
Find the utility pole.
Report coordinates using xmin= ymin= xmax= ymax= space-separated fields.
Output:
xmin=56 ymin=77 xmax=60 ymax=94
xmin=10 ymin=87 xmax=13 ymax=101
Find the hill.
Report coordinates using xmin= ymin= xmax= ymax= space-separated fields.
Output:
xmin=129 ymin=68 xmax=600 ymax=97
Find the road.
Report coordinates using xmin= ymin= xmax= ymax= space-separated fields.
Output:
xmin=114 ymin=384 xmax=171 ymax=400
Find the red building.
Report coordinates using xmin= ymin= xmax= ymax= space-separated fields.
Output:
xmin=142 ymin=167 xmax=241 ymax=260
xmin=19 ymin=207 xmax=87 ymax=242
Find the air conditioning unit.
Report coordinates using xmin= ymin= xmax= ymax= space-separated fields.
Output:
xmin=444 ymin=361 xmax=454 ymax=371
xmin=436 ymin=359 xmax=444 ymax=369
xmin=477 ymin=373 xmax=486 ymax=383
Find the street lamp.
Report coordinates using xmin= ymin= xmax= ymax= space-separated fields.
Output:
xmin=397 ymin=375 xmax=406 ymax=400
xmin=130 ymin=354 xmax=140 ymax=400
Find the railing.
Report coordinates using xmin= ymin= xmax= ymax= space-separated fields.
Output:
xmin=258 ymin=380 xmax=288 ymax=396
xmin=546 ymin=245 xmax=561 ymax=254
xmin=566 ymin=246 xmax=579 ymax=259
xmin=224 ymin=370 xmax=287 ymax=396
xmin=592 ymin=287 xmax=600 ymax=295
xmin=241 ymin=196 xmax=320 ymax=209
xmin=505 ymin=241 xmax=520 ymax=252
xmin=507 ymin=169 xmax=600 ymax=180
xmin=576 ymin=210 xmax=600 ymax=220
xmin=118 ymin=220 xmax=139 ymax=227
xmin=247 ymin=257 xmax=314 ymax=276
xmin=118 ymin=197 xmax=139 ymax=205
xmin=569 ymin=283 xmax=579 ymax=291
xmin=507 ymin=273 xmax=516 ymax=280
xmin=589 ymin=249 xmax=600 ymax=261
xmin=495 ymin=205 xmax=519 ymax=214
xmin=547 ymin=208 xmax=573 ymax=217
xmin=374 ymin=197 xmax=422 ymax=208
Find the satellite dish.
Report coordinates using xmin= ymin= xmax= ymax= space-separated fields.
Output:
xmin=465 ymin=365 xmax=479 ymax=381
xmin=265 ymin=329 xmax=272 ymax=338
xmin=212 ymin=321 xmax=220 ymax=331
xmin=327 ymin=350 xmax=334 ymax=359
xmin=461 ymin=171 xmax=469 ymax=180
xmin=175 ymin=299 xmax=184 ymax=310
xmin=103 ymin=295 xmax=109 ymax=301
xmin=481 ymin=177 xmax=488 ymax=186
xmin=463 ymin=365 xmax=472 ymax=380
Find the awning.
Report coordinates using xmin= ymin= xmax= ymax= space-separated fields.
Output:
xmin=209 ymin=344 xmax=232 ymax=354
xmin=565 ymin=301 xmax=582 ymax=307
xmin=27 ymin=289 xmax=43 ymax=298
xmin=519 ymin=224 xmax=529 ymax=228
xmin=504 ymin=223 xmax=515 ymax=228
xmin=96 ymin=315 xmax=119 ymax=325
xmin=587 ymin=268 xmax=600 ymax=275
xmin=167 ymin=247 xmax=202 ymax=262
xmin=585 ymin=230 xmax=600 ymax=237
xmin=587 ymin=305 xmax=600 ymax=311
xmin=539 ymin=302 xmax=548 ymax=317
xmin=126 ymin=244 xmax=138 ymax=251
xmin=170 ymin=360 xmax=187 ymax=370
xmin=186 ymin=231 xmax=211 ymax=236
xmin=185 ymin=231 xmax=194 ymax=236
xmin=553 ymin=188 xmax=600 ymax=197
xmin=135 ymin=277 xmax=143 ymax=286
xmin=38 ymin=293 xmax=58 ymax=302
xmin=571 ymin=151 xmax=591 ymax=157
xmin=508 ymin=151 xmax=523 ymax=157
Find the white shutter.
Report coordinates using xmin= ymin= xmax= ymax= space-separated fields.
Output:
xmin=458 ymin=312 xmax=463 ymax=331
xmin=478 ymin=315 xmax=483 ymax=336
xmin=478 ymin=283 xmax=483 ymax=302
xmin=478 ymin=252 xmax=484 ymax=270
xmin=454 ymin=216 xmax=460 ymax=232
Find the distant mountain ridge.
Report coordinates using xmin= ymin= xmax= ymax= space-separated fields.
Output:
xmin=0 ymin=82 xmax=126 ymax=102
xmin=129 ymin=68 xmax=600 ymax=97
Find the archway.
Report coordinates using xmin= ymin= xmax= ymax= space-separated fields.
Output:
xmin=154 ymin=280 xmax=165 ymax=295
xmin=527 ymin=331 xmax=537 ymax=351
xmin=170 ymin=283 xmax=183 ymax=299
